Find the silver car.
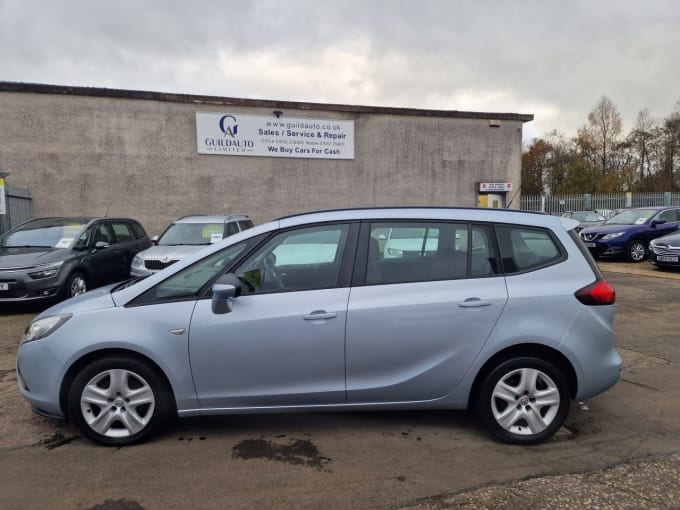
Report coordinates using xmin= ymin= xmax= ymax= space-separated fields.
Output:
xmin=17 ymin=208 xmax=621 ymax=446
xmin=130 ymin=214 xmax=253 ymax=277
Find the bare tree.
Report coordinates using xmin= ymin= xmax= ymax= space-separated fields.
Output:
xmin=584 ymin=95 xmax=623 ymax=177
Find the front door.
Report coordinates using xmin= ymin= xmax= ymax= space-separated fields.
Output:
xmin=188 ymin=223 xmax=355 ymax=409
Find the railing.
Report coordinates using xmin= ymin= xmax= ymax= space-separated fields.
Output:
xmin=520 ymin=192 xmax=679 ymax=217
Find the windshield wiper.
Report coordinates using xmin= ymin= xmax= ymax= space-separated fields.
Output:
xmin=2 ymin=245 xmax=53 ymax=248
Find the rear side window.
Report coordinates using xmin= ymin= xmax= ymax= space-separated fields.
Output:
xmin=111 ymin=222 xmax=134 ymax=243
xmin=495 ymin=225 xmax=564 ymax=274
xmin=130 ymin=222 xmax=147 ymax=240
xmin=366 ymin=222 xmax=470 ymax=284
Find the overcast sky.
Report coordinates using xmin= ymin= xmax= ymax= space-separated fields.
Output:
xmin=1 ymin=0 xmax=679 ymax=143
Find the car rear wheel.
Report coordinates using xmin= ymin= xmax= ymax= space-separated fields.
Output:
xmin=67 ymin=357 xmax=175 ymax=446
xmin=476 ymin=357 xmax=570 ymax=445
xmin=626 ymin=239 xmax=647 ymax=262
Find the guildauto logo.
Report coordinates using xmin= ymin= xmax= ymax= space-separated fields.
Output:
xmin=219 ymin=115 xmax=239 ymax=137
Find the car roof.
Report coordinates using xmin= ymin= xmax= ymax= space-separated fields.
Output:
xmin=173 ymin=215 xmax=250 ymax=224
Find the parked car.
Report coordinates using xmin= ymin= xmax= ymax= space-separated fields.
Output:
xmin=17 ymin=207 xmax=620 ymax=446
xmin=579 ymin=206 xmax=680 ymax=262
xmin=560 ymin=211 xmax=605 ymax=232
xmin=0 ymin=217 xmax=151 ymax=302
xmin=648 ymin=230 xmax=680 ymax=269
xmin=130 ymin=214 xmax=253 ymax=277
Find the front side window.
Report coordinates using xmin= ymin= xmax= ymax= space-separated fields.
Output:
xmin=131 ymin=240 xmax=253 ymax=304
xmin=226 ymin=222 xmax=240 ymax=237
xmin=495 ymin=225 xmax=563 ymax=273
xmin=233 ymin=224 xmax=349 ymax=294
xmin=366 ymin=222 xmax=470 ymax=284
xmin=92 ymin=224 xmax=113 ymax=245
xmin=655 ymin=209 xmax=679 ymax=223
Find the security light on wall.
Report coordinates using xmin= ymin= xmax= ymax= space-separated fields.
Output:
xmin=273 ymin=110 xmax=283 ymax=118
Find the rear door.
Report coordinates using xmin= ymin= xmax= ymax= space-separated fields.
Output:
xmin=345 ymin=221 xmax=508 ymax=403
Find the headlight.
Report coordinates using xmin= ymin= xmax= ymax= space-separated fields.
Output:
xmin=28 ymin=260 xmax=64 ymax=280
xmin=22 ymin=314 xmax=72 ymax=344
xmin=132 ymin=255 xmax=143 ymax=267
xmin=602 ymin=232 xmax=625 ymax=240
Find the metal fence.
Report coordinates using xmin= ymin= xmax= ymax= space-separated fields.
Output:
xmin=520 ymin=192 xmax=680 ymax=217
xmin=0 ymin=184 xmax=33 ymax=235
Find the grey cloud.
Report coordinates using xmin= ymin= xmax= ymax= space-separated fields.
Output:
xmin=1 ymin=0 xmax=679 ymax=139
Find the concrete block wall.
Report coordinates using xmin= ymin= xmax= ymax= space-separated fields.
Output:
xmin=0 ymin=85 xmax=529 ymax=235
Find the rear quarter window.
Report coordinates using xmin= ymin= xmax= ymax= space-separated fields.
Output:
xmin=495 ymin=225 xmax=565 ymax=274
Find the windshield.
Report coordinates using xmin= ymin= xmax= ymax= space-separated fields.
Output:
xmin=571 ymin=211 xmax=603 ymax=222
xmin=158 ymin=223 xmax=224 ymax=246
xmin=0 ymin=219 xmax=88 ymax=248
xmin=604 ymin=209 xmax=656 ymax=225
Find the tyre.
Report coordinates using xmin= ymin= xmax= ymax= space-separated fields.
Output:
xmin=476 ymin=357 xmax=570 ymax=445
xmin=67 ymin=356 xmax=175 ymax=446
xmin=65 ymin=272 xmax=88 ymax=297
xmin=625 ymin=239 xmax=647 ymax=262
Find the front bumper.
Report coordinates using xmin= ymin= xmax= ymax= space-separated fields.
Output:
xmin=16 ymin=339 xmax=66 ymax=419
xmin=648 ymin=250 xmax=680 ymax=267
xmin=0 ymin=269 xmax=66 ymax=302
xmin=582 ymin=240 xmax=626 ymax=258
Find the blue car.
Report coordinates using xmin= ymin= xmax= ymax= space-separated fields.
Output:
xmin=580 ymin=206 xmax=680 ymax=262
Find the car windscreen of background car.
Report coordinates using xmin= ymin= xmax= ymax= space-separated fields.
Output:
xmin=158 ymin=223 xmax=224 ymax=246
xmin=0 ymin=219 xmax=87 ymax=248
xmin=605 ymin=209 xmax=655 ymax=225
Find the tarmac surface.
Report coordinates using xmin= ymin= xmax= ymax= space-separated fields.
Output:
xmin=0 ymin=261 xmax=678 ymax=509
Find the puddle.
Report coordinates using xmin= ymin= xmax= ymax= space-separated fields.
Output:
xmin=232 ymin=437 xmax=331 ymax=469
xmin=85 ymin=499 xmax=145 ymax=510
xmin=39 ymin=431 xmax=79 ymax=450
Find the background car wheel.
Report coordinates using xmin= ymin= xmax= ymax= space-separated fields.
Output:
xmin=626 ymin=239 xmax=647 ymax=262
xmin=67 ymin=356 xmax=175 ymax=446
xmin=65 ymin=272 xmax=88 ymax=297
xmin=476 ymin=357 xmax=570 ymax=445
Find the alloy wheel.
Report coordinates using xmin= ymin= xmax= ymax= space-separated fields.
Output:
xmin=490 ymin=367 xmax=561 ymax=436
xmin=70 ymin=275 xmax=87 ymax=296
xmin=80 ymin=369 xmax=156 ymax=438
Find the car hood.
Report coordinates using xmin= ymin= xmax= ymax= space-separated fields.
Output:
xmin=137 ymin=244 xmax=207 ymax=260
xmin=34 ymin=284 xmax=117 ymax=320
xmin=0 ymin=247 xmax=70 ymax=270
xmin=652 ymin=231 xmax=680 ymax=246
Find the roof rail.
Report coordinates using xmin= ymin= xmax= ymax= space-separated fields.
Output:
xmin=276 ymin=206 xmax=545 ymax=221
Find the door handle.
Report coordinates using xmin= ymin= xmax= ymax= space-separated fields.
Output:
xmin=303 ymin=310 xmax=337 ymax=320
xmin=458 ymin=298 xmax=492 ymax=308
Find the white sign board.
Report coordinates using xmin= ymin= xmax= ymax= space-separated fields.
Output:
xmin=480 ymin=182 xmax=513 ymax=192
xmin=196 ymin=112 xmax=354 ymax=159
xmin=0 ymin=178 xmax=6 ymax=215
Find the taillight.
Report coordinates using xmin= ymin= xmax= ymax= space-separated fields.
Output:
xmin=575 ymin=279 xmax=616 ymax=305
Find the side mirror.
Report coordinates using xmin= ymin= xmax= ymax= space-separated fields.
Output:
xmin=211 ymin=273 xmax=243 ymax=314
xmin=94 ymin=241 xmax=109 ymax=250
xmin=651 ymin=219 xmax=667 ymax=227
xmin=152 ymin=235 xmax=159 ymax=245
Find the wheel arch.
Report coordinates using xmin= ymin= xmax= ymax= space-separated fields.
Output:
xmin=59 ymin=348 xmax=176 ymax=418
xmin=467 ymin=343 xmax=578 ymax=409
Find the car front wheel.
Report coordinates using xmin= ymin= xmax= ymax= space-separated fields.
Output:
xmin=626 ymin=239 xmax=647 ymax=262
xmin=67 ymin=357 xmax=175 ymax=446
xmin=66 ymin=272 xmax=88 ymax=297
xmin=476 ymin=357 xmax=570 ymax=445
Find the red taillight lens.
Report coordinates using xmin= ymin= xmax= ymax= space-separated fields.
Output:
xmin=575 ymin=279 xmax=616 ymax=305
